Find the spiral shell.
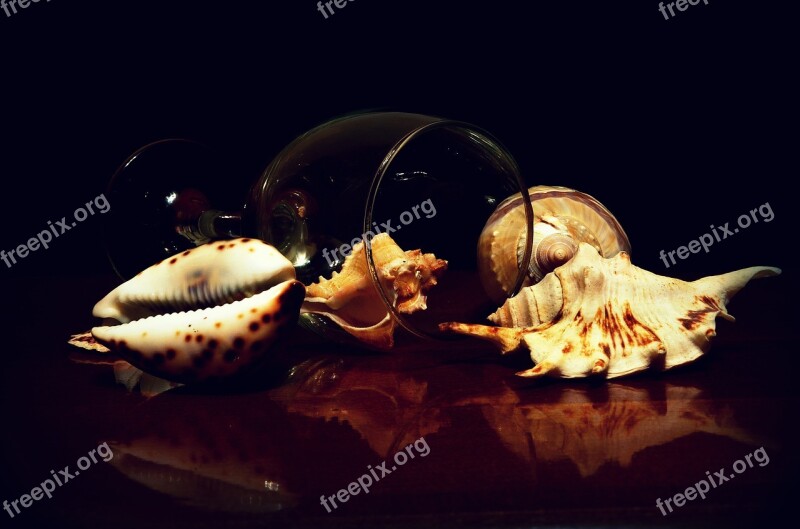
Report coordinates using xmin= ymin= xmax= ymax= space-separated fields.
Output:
xmin=478 ymin=185 xmax=631 ymax=303
xmin=444 ymin=243 xmax=781 ymax=379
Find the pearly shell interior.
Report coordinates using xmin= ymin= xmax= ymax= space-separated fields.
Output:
xmin=478 ymin=185 xmax=631 ymax=303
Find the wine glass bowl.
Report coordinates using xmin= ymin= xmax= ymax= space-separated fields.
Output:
xmin=103 ymin=139 xmax=245 ymax=279
xmin=105 ymin=113 xmax=534 ymax=346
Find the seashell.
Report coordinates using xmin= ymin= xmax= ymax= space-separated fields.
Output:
xmin=478 ymin=185 xmax=631 ymax=303
xmin=91 ymin=238 xmax=306 ymax=383
xmin=442 ymin=243 xmax=780 ymax=379
xmin=301 ymin=233 xmax=447 ymax=350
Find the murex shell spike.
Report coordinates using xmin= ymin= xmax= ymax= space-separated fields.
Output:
xmin=442 ymin=243 xmax=780 ymax=379
xmin=478 ymin=185 xmax=631 ymax=303
xmin=301 ymin=233 xmax=447 ymax=350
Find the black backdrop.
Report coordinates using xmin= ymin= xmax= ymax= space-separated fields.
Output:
xmin=0 ymin=0 xmax=793 ymax=281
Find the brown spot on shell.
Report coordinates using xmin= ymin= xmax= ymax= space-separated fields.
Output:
xmin=279 ymin=281 xmax=307 ymax=305
xmin=593 ymin=359 xmax=606 ymax=370
xmin=166 ymin=349 xmax=177 ymax=360
xmin=224 ymin=350 xmax=239 ymax=363
xmin=182 ymin=250 xmax=191 ymax=256
xmin=170 ymin=257 xmax=178 ymax=265
xmin=207 ymin=339 xmax=218 ymax=350
xmin=215 ymin=322 xmax=222 ymax=328
xmin=261 ymin=313 xmax=272 ymax=323
xmin=195 ymin=335 xmax=204 ymax=343
xmin=234 ymin=337 xmax=245 ymax=349
xmin=249 ymin=322 xmax=260 ymax=332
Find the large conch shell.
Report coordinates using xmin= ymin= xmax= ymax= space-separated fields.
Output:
xmin=91 ymin=238 xmax=306 ymax=383
xmin=301 ymin=233 xmax=447 ymax=350
xmin=442 ymin=243 xmax=780 ymax=379
xmin=478 ymin=185 xmax=631 ymax=303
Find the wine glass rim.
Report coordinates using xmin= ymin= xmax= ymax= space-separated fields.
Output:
xmin=104 ymin=138 xmax=214 ymax=280
xmin=363 ymin=118 xmax=534 ymax=341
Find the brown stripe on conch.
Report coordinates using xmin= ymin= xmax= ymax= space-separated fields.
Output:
xmin=621 ymin=303 xmax=659 ymax=348
xmin=678 ymin=295 xmax=723 ymax=330
xmin=534 ymin=309 xmax=562 ymax=332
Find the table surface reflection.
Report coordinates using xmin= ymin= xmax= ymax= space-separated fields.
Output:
xmin=1 ymin=275 xmax=796 ymax=529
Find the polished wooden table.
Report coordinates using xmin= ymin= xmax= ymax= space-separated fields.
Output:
xmin=1 ymin=274 xmax=796 ymax=528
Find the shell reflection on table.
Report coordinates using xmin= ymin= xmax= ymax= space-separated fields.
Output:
xmin=87 ymin=350 xmax=774 ymax=517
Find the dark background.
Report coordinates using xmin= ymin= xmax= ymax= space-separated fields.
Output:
xmin=0 ymin=0 xmax=794 ymax=280
xmin=0 ymin=0 xmax=796 ymax=527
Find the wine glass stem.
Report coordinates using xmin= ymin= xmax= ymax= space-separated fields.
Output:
xmin=177 ymin=210 xmax=243 ymax=244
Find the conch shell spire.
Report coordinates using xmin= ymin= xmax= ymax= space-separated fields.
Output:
xmin=442 ymin=243 xmax=780 ymax=379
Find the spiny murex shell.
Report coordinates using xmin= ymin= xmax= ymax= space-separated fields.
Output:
xmin=442 ymin=243 xmax=780 ymax=379
xmin=478 ymin=185 xmax=631 ymax=303
xmin=92 ymin=238 xmax=306 ymax=383
xmin=301 ymin=233 xmax=447 ymax=350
